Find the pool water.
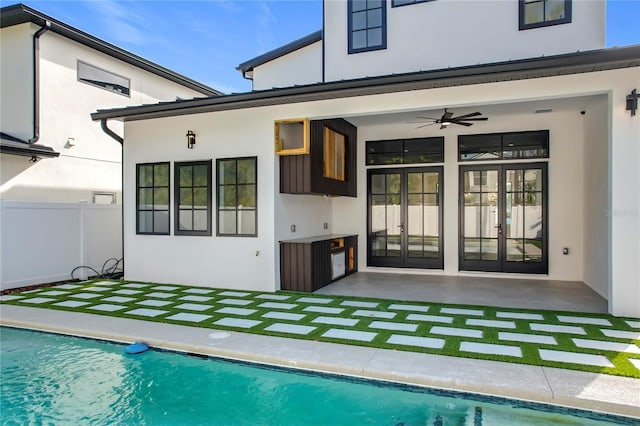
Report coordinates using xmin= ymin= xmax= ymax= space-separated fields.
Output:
xmin=0 ymin=327 xmax=634 ymax=425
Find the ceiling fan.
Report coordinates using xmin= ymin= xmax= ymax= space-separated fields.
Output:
xmin=411 ymin=109 xmax=488 ymax=129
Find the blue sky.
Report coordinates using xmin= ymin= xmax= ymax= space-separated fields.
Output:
xmin=3 ymin=1 xmax=639 ymax=94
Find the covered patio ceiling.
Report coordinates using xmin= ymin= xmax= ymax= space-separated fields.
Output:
xmin=343 ymin=94 xmax=604 ymax=128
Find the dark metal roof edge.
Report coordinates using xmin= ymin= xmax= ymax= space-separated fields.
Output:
xmin=236 ymin=30 xmax=322 ymax=72
xmin=0 ymin=3 xmax=223 ymax=96
xmin=0 ymin=140 xmax=60 ymax=158
xmin=92 ymin=44 xmax=640 ymax=122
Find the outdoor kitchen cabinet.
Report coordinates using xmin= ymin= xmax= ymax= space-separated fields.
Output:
xmin=279 ymin=234 xmax=358 ymax=292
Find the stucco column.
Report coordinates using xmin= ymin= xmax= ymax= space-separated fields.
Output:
xmin=609 ymin=88 xmax=640 ymax=317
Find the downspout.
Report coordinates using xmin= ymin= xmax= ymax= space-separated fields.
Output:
xmin=99 ymin=118 xmax=125 ymax=276
xmin=29 ymin=20 xmax=51 ymax=144
xmin=100 ymin=118 xmax=124 ymax=145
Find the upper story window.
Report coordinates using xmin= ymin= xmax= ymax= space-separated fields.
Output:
xmin=77 ymin=60 xmax=130 ymax=97
xmin=391 ymin=0 xmax=435 ymax=7
xmin=519 ymin=0 xmax=571 ymax=30
xmin=348 ymin=0 xmax=387 ymax=53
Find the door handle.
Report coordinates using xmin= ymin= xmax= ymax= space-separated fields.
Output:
xmin=397 ymin=224 xmax=405 ymax=233
xmin=494 ymin=223 xmax=502 ymax=234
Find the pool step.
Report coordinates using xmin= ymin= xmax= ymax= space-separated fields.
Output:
xmin=428 ymin=406 xmax=482 ymax=426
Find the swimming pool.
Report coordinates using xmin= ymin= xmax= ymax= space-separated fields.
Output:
xmin=0 ymin=327 xmax=635 ymax=425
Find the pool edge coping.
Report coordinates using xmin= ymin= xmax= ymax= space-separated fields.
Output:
xmin=1 ymin=304 xmax=639 ymax=420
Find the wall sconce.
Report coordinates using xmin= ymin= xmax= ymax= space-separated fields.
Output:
xmin=186 ymin=130 xmax=196 ymax=149
xmin=64 ymin=137 xmax=75 ymax=148
xmin=626 ymin=89 xmax=639 ymax=116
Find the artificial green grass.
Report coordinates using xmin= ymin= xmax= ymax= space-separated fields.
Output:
xmin=2 ymin=279 xmax=639 ymax=379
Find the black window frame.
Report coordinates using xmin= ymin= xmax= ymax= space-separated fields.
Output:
xmin=519 ymin=0 xmax=572 ymax=30
xmin=391 ymin=0 xmax=435 ymax=8
xmin=136 ymin=162 xmax=170 ymax=235
xmin=77 ymin=60 xmax=131 ymax=97
xmin=174 ymin=160 xmax=212 ymax=237
xmin=366 ymin=137 xmax=444 ymax=165
xmin=348 ymin=0 xmax=387 ymax=54
xmin=458 ymin=130 xmax=549 ymax=162
xmin=216 ymin=156 xmax=258 ymax=237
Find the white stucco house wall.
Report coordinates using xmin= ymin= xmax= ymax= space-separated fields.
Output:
xmin=0 ymin=3 xmax=220 ymax=203
xmin=92 ymin=0 xmax=640 ymax=317
xmin=0 ymin=4 xmax=220 ymax=290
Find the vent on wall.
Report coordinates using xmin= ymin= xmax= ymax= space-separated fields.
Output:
xmin=535 ymin=108 xmax=553 ymax=114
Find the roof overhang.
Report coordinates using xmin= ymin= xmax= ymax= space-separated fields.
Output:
xmin=0 ymin=3 xmax=222 ymax=96
xmin=92 ymin=44 xmax=640 ymax=123
xmin=236 ymin=30 xmax=323 ymax=76
xmin=0 ymin=133 xmax=59 ymax=159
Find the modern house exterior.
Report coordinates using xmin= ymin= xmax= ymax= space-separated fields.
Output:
xmin=0 ymin=4 xmax=220 ymax=289
xmin=0 ymin=3 xmax=220 ymax=203
xmin=92 ymin=0 xmax=640 ymax=317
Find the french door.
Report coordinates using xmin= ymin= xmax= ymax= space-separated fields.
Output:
xmin=459 ymin=163 xmax=547 ymax=274
xmin=367 ymin=167 xmax=443 ymax=269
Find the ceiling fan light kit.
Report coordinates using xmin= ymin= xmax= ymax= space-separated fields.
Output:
xmin=413 ymin=108 xmax=488 ymax=129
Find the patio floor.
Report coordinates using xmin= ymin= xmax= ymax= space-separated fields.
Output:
xmin=317 ymin=272 xmax=608 ymax=313
xmin=1 ymin=279 xmax=639 ymax=417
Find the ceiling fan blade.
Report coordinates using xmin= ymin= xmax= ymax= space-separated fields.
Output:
xmin=415 ymin=116 xmax=440 ymax=120
xmin=452 ymin=112 xmax=482 ymax=120
xmin=442 ymin=110 xmax=454 ymax=121
xmin=458 ymin=117 xmax=488 ymax=121
xmin=454 ymin=121 xmax=473 ymax=127
xmin=415 ymin=122 xmax=438 ymax=129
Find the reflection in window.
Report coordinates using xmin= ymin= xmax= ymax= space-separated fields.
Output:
xmin=392 ymin=0 xmax=434 ymax=7
xmin=136 ymin=162 xmax=169 ymax=235
xmin=519 ymin=0 xmax=571 ymax=30
xmin=175 ymin=161 xmax=212 ymax=236
xmin=366 ymin=138 xmax=444 ymax=165
xmin=349 ymin=0 xmax=387 ymax=53
xmin=217 ymin=157 xmax=257 ymax=236
xmin=324 ymin=127 xmax=346 ymax=181
xmin=77 ymin=61 xmax=130 ymax=96
xmin=459 ymin=131 xmax=549 ymax=161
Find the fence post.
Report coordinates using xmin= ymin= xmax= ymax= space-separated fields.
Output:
xmin=79 ymin=201 xmax=88 ymax=280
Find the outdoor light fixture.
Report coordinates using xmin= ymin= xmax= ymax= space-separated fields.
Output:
xmin=186 ymin=130 xmax=196 ymax=149
xmin=626 ymin=89 xmax=639 ymax=116
xmin=29 ymin=155 xmax=39 ymax=163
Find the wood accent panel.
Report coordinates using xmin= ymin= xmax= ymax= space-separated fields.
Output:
xmin=279 ymin=118 xmax=357 ymax=197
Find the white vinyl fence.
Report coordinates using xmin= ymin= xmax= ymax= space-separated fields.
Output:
xmin=0 ymin=201 xmax=122 ymax=290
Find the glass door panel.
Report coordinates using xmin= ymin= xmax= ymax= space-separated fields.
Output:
xmin=460 ymin=164 xmax=547 ymax=273
xmin=368 ymin=167 xmax=443 ymax=268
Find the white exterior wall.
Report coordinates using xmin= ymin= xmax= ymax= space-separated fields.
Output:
xmin=0 ymin=201 xmax=122 ymax=290
xmin=582 ymin=96 xmax=609 ymax=298
xmin=0 ymin=23 xmax=210 ymax=203
xmin=0 ymin=24 xmax=33 ymax=141
xmin=122 ymin=67 xmax=639 ymax=316
xmin=323 ymin=0 xmax=605 ymax=82
xmin=253 ymin=42 xmax=322 ymax=90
